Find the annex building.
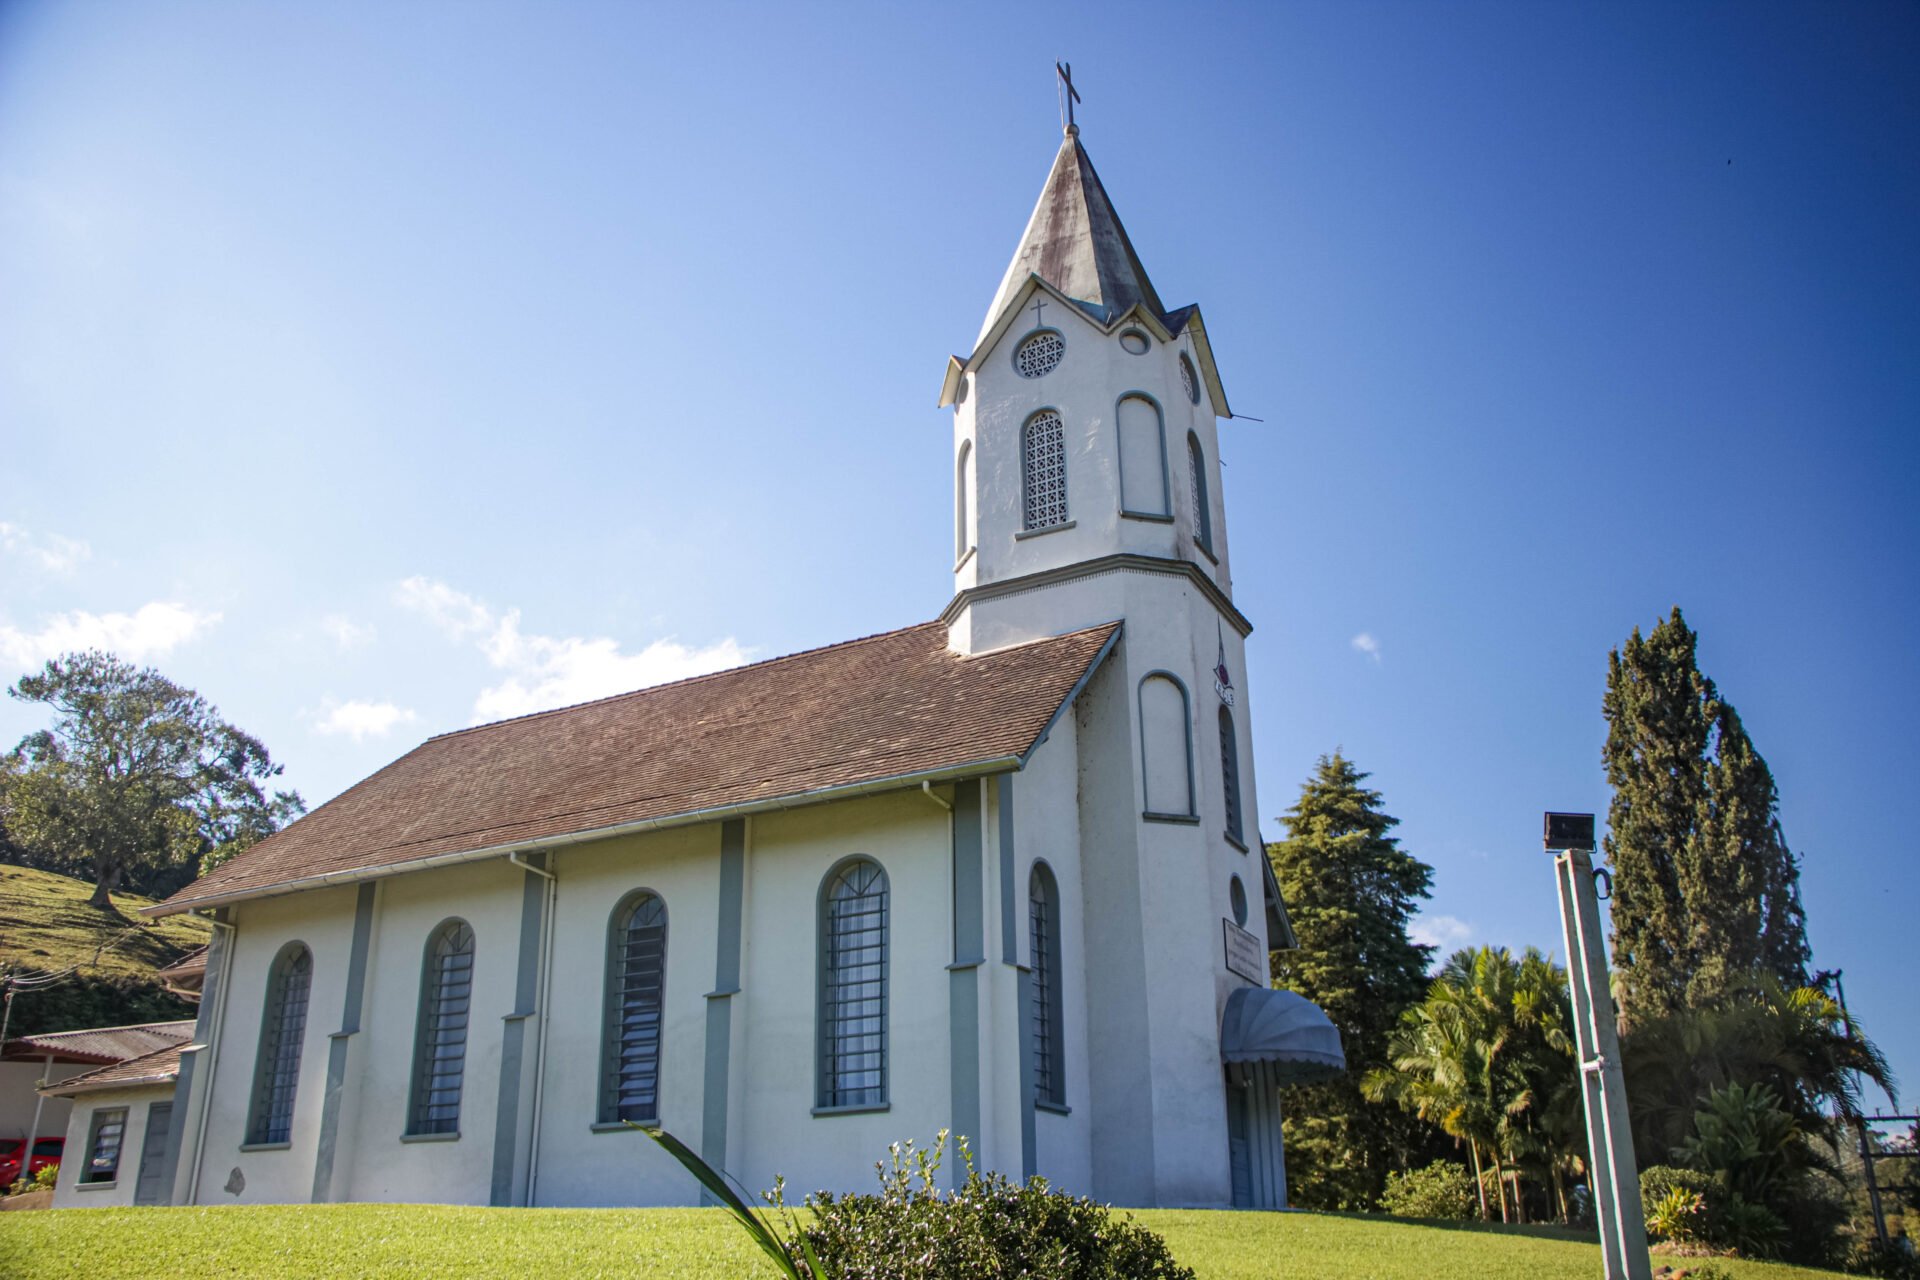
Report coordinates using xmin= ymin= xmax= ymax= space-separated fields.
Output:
xmin=51 ymin=117 xmax=1344 ymax=1212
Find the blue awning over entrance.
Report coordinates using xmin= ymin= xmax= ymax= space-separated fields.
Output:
xmin=1220 ymin=987 xmax=1346 ymax=1084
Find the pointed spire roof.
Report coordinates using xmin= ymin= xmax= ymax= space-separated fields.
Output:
xmin=978 ymin=126 xmax=1167 ymax=344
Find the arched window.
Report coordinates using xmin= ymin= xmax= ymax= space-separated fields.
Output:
xmin=409 ymin=919 xmax=475 ymax=1136
xmin=1138 ymin=673 xmax=1195 ymax=819
xmin=956 ymin=439 xmax=975 ymax=560
xmin=1022 ymin=410 xmax=1068 ymax=531
xmin=602 ymin=892 xmax=668 ymax=1124
xmin=1117 ymin=394 xmax=1169 ymax=517
xmin=1220 ymin=706 xmax=1244 ymax=844
xmin=1029 ymin=863 xmax=1065 ymax=1108
xmin=247 ymin=943 xmax=313 ymax=1146
xmin=1188 ymin=432 xmax=1213 ymax=554
xmin=818 ymin=858 xmax=888 ymax=1109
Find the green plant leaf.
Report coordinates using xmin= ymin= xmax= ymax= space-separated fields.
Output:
xmin=633 ymin=1125 xmax=810 ymax=1279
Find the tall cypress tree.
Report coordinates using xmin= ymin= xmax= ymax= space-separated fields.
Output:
xmin=1267 ymin=752 xmax=1437 ymax=1209
xmin=1603 ymin=608 xmax=1809 ymax=1027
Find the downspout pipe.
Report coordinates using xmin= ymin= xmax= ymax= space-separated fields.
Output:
xmin=522 ymin=854 xmax=558 ymax=1207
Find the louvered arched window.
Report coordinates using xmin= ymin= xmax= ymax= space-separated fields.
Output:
xmin=1220 ymin=706 xmax=1244 ymax=844
xmin=602 ymin=892 xmax=668 ymax=1124
xmin=409 ymin=919 xmax=475 ymax=1135
xmin=247 ymin=943 xmax=313 ymax=1146
xmin=1188 ymin=432 xmax=1213 ymax=554
xmin=818 ymin=858 xmax=888 ymax=1109
xmin=1029 ymin=862 xmax=1065 ymax=1108
xmin=1022 ymin=410 xmax=1068 ymax=531
xmin=956 ymin=439 xmax=975 ymax=559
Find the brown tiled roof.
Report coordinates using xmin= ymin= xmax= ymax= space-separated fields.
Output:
xmin=2 ymin=1020 xmax=194 ymax=1066
xmin=148 ymin=620 xmax=1120 ymax=917
xmin=40 ymin=1041 xmax=183 ymax=1096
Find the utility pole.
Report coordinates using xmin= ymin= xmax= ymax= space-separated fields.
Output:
xmin=1545 ymin=812 xmax=1650 ymax=1280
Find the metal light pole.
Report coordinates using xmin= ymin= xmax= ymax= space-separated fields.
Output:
xmin=1545 ymin=812 xmax=1650 ymax=1280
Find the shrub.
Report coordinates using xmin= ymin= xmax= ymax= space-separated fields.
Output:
xmin=1646 ymin=1187 xmax=1710 ymax=1246
xmin=784 ymin=1134 xmax=1195 ymax=1280
xmin=1642 ymin=1165 xmax=1725 ymax=1241
xmin=1844 ymin=1237 xmax=1920 ymax=1280
xmin=1377 ymin=1161 xmax=1475 ymax=1221
xmin=34 ymin=1162 xmax=58 ymax=1191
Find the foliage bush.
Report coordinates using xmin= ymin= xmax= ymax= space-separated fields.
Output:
xmin=1377 ymin=1160 xmax=1475 ymax=1221
xmin=1844 ymin=1237 xmax=1920 ymax=1280
xmin=779 ymin=1134 xmax=1195 ymax=1280
xmin=5 ymin=1162 xmax=57 ymax=1197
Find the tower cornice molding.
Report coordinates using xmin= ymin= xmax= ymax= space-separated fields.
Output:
xmin=940 ymin=553 xmax=1252 ymax=639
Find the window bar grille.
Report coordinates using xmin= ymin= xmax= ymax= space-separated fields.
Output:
xmin=1030 ymin=874 xmax=1061 ymax=1105
xmin=1220 ymin=708 xmax=1243 ymax=843
xmin=606 ymin=895 xmax=667 ymax=1123
xmin=411 ymin=922 xmax=474 ymax=1134
xmin=821 ymin=861 xmax=888 ymax=1108
xmin=250 ymin=947 xmax=311 ymax=1146
xmin=1023 ymin=411 xmax=1068 ymax=531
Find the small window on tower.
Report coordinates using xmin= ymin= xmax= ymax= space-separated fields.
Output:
xmin=1179 ymin=353 xmax=1200 ymax=405
xmin=1119 ymin=330 xmax=1150 ymax=355
xmin=1014 ymin=330 xmax=1065 ymax=378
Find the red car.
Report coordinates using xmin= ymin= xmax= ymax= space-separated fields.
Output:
xmin=0 ymin=1136 xmax=62 ymax=1185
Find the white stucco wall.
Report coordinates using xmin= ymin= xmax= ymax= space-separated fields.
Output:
xmin=1 ymin=1060 xmax=81 ymax=1141
xmin=51 ymin=1085 xmax=175 ymax=1208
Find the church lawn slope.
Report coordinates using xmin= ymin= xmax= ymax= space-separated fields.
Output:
xmin=0 ymin=1203 xmax=1850 ymax=1279
xmin=0 ymin=865 xmax=209 ymax=979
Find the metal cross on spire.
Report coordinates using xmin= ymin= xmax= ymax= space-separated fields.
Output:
xmin=1056 ymin=61 xmax=1081 ymax=134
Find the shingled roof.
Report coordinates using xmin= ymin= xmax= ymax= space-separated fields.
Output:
xmin=2 ymin=1020 xmax=194 ymax=1066
xmin=39 ymin=1040 xmax=184 ymax=1097
xmin=148 ymin=620 xmax=1120 ymax=917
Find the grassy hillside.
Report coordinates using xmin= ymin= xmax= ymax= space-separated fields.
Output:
xmin=0 ymin=865 xmax=208 ymax=1036
xmin=0 ymin=1204 xmax=1853 ymax=1279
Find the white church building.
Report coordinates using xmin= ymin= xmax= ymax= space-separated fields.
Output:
xmin=53 ymin=117 xmax=1344 ymax=1213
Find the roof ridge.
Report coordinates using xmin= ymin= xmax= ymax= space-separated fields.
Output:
xmin=422 ymin=619 xmax=946 ymax=743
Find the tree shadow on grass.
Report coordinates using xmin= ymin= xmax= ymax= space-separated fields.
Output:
xmin=1313 ymin=1210 xmax=1599 ymax=1245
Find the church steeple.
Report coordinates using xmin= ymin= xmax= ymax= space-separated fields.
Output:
xmin=977 ymin=127 xmax=1167 ymax=346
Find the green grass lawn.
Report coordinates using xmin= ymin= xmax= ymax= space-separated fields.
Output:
xmin=0 ymin=1203 xmax=1850 ymax=1279
xmin=0 ymin=864 xmax=209 ymax=980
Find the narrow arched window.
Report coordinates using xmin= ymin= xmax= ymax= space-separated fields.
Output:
xmin=1188 ymin=432 xmax=1213 ymax=554
xmin=409 ymin=919 xmax=474 ymax=1135
xmin=1117 ymin=395 xmax=1169 ymax=517
xmin=247 ymin=943 xmax=312 ymax=1146
xmin=956 ymin=439 xmax=975 ymax=559
xmin=1022 ymin=410 xmax=1068 ymax=531
xmin=1029 ymin=863 xmax=1065 ymax=1108
xmin=818 ymin=858 xmax=888 ymax=1109
xmin=602 ymin=892 xmax=668 ymax=1124
xmin=1220 ymin=706 xmax=1244 ymax=844
xmin=1138 ymin=673 xmax=1195 ymax=818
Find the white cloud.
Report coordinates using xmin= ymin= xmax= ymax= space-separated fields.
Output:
xmin=313 ymin=698 xmax=417 ymax=741
xmin=1350 ymin=632 xmax=1382 ymax=663
xmin=0 ymin=601 xmax=220 ymax=669
xmin=321 ymin=613 xmax=376 ymax=650
xmin=396 ymin=576 xmax=750 ymax=723
xmin=0 ymin=521 xmax=92 ymax=575
xmin=1411 ymin=913 xmax=1475 ymax=952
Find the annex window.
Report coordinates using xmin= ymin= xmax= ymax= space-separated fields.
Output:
xmin=602 ymin=892 xmax=668 ymax=1125
xmin=1220 ymin=706 xmax=1244 ymax=845
xmin=80 ymin=1107 xmax=128 ymax=1184
xmin=1022 ymin=409 xmax=1068 ymax=531
xmin=1029 ymin=863 xmax=1065 ymax=1109
xmin=956 ymin=439 xmax=975 ymax=560
xmin=1188 ymin=432 xmax=1213 ymax=554
xmin=818 ymin=858 xmax=888 ymax=1109
xmin=247 ymin=943 xmax=312 ymax=1146
xmin=1117 ymin=394 xmax=1169 ymax=517
xmin=408 ymin=919 xmax=475 ymax=1136
xmin=1138 ymin=673 xmax=1195 ymax=819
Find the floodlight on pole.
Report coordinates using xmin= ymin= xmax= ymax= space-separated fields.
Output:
xmin=1545 ymin=812 xmax=1650 ymax=1280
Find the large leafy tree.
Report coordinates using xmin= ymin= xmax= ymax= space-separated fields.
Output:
xmin=1267 ymin=752 xmax=1437 ymax=1209
xmin=3 ymin=651 xmax=304 ymax=910
xmin=1602 ymin=608 xmax=1809 ymax=1026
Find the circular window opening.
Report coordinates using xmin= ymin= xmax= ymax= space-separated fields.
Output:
xmin=1014 ymin=330 xmax=1065 ymax=379
xmin=955 ymin=374 xmax=969 ymax=405
xmin=1179 ymin=353 xmax=1200 ymax=404
xmin=1119 ymin=330 xmax=1150 ymax=356
xmin=1229 ymin=874 xmax=1249 ymax=927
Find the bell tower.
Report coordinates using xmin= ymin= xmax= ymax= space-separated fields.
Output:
xmin=942 ymin=110 xmax=1283 ymax=1209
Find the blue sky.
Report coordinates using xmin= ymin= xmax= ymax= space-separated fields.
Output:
xmin=2 ymin=3 xmax=1914 ymax=1104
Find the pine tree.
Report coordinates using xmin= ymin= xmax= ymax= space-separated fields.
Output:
xmin=1267 ymin=752 xmax=1437 ymax=1209
xmin=1603 ymin=608 xmax=1809 ymax=1027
